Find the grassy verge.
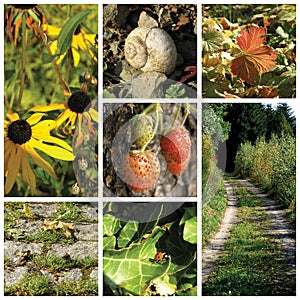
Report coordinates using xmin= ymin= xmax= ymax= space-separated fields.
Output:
xmin=202 ymin=180 xmax=227 ymax=247
xmin=202 ymin=184 xmax=296 ymax=296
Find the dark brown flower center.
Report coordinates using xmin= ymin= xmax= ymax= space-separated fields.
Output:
xmin=68 ymin=91 xmax=91 ymax=114
xmin=7 ymin=119 xmax=32 ymax=145
xmin=74 ymin=25 xmax=81 ymax=35
xmin=12 ymin=5 xmax=37 ymax=9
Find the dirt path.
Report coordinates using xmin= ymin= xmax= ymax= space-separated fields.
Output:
xmin=202 ymin=179 xmax=238 ymax=283
xmin=202 ymin=177 xmax=296 ymax=283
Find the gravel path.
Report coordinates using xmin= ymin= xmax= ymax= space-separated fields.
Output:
xmin=202 ymin=178 xmax=296 ymax=283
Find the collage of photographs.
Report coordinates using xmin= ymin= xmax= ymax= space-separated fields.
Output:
xmin=2 ymin=1 xmax=297 ymax=298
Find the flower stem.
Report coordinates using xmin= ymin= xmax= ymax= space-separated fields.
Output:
xmin=16 ymin=13 xmax=27 ymax=112
xmin=38 ymin=26 xmax=70 ymax=94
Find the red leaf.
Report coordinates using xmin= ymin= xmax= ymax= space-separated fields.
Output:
xmin=230 ymin=27 xmax=277 ymax=85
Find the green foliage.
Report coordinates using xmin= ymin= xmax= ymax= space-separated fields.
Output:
xmin=235 ymin=134 xmax=296 ymax=216
xmin=103 ymin=202 xmax=197 ymax=296
xmin=165 ymin=84 xmax=186 ymax=98
xmin=202 ymin=181 xmax=227 ymax=246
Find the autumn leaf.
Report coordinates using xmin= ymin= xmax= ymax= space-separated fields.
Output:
xmin=42 ymin=219 xmax=75 ymax=238
xmin=230 ymin=27 xmax=277 ymax=85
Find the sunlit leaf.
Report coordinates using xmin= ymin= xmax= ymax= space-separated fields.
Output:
xmin=230 ymin=27 xmax=277 ymax=85
xmin=57 ymin=9 xmax=93 ymax=54
xmin=202 ymin=27 xmax=224 ymax=54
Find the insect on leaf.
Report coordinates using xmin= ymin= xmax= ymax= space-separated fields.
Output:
xmin=230 ymin=27 xmax=277 ymax=85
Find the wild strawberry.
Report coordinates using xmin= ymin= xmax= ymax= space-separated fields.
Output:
xmin=160 ymin=126 xmax=191 ymax=174
xmin=121 ymin=150 xmax=160 ymax=192
xmin=166 ymin=157 xmax=190 ymax=175
xmin=131 ymin=114 xmax=154 ymax=148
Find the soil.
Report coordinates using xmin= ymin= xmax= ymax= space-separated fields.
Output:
xmin=103 ymin=4 xmax=197 ymax=96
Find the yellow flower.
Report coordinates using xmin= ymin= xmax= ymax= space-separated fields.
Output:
xmin=30 ymin=90 xmax=98 ymax=147
xmin=4 ymin=112 xmax=74 ymax=195
xmin=43 ymin=24 xmax=97 ymax=67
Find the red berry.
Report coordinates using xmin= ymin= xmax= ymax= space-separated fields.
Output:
xmin=166 ymin=156 xmax=190 ymax=175
xmin=160 ymin=126 xmax=191 ymax=174
xmin=122 ymin=150 xmax=160 ymax=192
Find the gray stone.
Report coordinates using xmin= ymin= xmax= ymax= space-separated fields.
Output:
xmin=115 ymin=60 xmax=142 ymax=83
xmin=15 ymin=220 xmax=42 ymax=235
xmin=73 ymin=223 xmax=98 ymax=241
xmin=4 ymin=241 xmax=44 ymax=260
xmin=138 ymin=11 xmax=159 ymax=28
xmin=28 ymin=203 xmax=58 ymax=217
xmin=49 ymin=241 xmax=98 ymax=260
xmin=58 ymin=268 xmax=82 ymax=282
xmin=131 ymin=71 xmax=167 ymax=98
xmin=78 ymin=203 xmax=98 ymax=222
xmin=4 ymin=266 xmax=29 ymax=286
xmin=90 ymin=267 xmax=98 ymax=281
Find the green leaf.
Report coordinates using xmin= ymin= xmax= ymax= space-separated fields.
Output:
xmin=183 ymin=216 xmax=197 ymax=244
xmin=103 ymin=236 xmax=116 ymax=249
xmin=203 ymin=27 xmax=224 ymax=54
xmin=103 ymin=228 xmax=167 ymax=295
xmin=57 ymin=9 xmax=93 ymax=55
xmin=103 ymin=214 xmax=121 ymax=236
xmin=117 ymin=221 xmax=138 ymax=248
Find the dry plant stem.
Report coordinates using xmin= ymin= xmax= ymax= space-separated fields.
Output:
xmin=16 ymin=14 xmax=27 ymax=112
xmin=38 ymin=26 xmax=70 ymax=94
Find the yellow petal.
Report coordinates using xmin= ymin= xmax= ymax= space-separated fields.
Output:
xmin=20 ymin=150 xmax=36 ymax=195
xmin=30 ymin=103 xmax=66 ymax=112
xmin=43 ymin=24 xmax=61 ymax=36
xmin=71 ymin=47 xmax=80 ymax=67
xmin=6 ymin=113 xmax=19 ymax=122
xmin=89 ymin=108 xmax=98 ymax=123
xmin=56 ymin=109 xmax=73 ymax=128
xmin=4 ymin=120 xmax=9 ymax=129
xmin=24 ymin=144 xmax=58 ymax=179
xmin=76 ymin=34 xmax=87 ymax=50
xmin=27 ymin=113 xmax=47 ymax=126
xmin=37 ymin=135 xmax=73 ymax=152
xmin=85 ymin=33 xmax=97 ymax=46
xmin=30 ymin=139 xmax=74 ymax=161
xmin=5 ymin=146 xmax=21 ymax=194
xmin=31 ymin=120 xmax=56 ymax=136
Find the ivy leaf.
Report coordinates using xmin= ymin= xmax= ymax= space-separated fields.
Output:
xmin=230 ymin=27 xmax=277 ymax=85
xmin=57 ymin=9 xmax=93 ymax=55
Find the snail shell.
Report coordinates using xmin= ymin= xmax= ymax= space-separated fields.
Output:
xmin=124 ymin=27 xmax=177 ymax=75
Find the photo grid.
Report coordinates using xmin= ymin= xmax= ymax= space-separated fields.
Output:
xmin=1 ymin=0 xmax=298 ymax=298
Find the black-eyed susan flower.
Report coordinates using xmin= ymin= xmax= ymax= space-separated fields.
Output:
xmin=4 ymin=112 xmax=74 ymax=195
xmin=43 ymin=23 xmax=97 ymax=67
xmin=30 ymin=90 xmax=98 ymax=147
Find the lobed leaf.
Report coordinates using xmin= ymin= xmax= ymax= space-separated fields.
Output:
xmin=230 ymin=27 xmax=277 ymax=85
